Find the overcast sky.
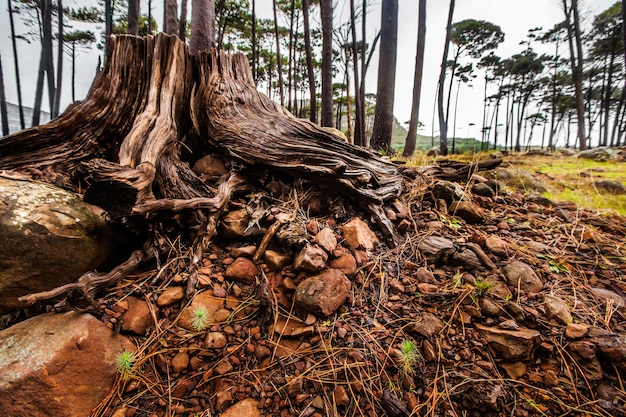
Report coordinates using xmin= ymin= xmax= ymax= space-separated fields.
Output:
xmin=0 ymin=0 xmax=617 ymax=145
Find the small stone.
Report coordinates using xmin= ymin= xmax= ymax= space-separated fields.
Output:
xmin=254 ymin=345 xmax=271 ymax=360
xmin=565 ymin=323 xmax=589 ymax=339
xmin=295 ymin=269 xmax=351 ymax=316
xmin=341 ymin=218 xmax=379 ymax=251
xmin=544 ymin=295 xmax=572 ymax=325
xmin=422 ymin=340 xmax=437 ymax=362
xmin=397 ymin=219 xmax=411 ymax=234
xmin=192 ymin=154 xmax=228 ymax=178
xmin=475 ymin=324 xmax=540 ymax=360
xmin=485 ymin=237 xmax=508 ymax=257
xmin=214 ymin=359 xmax=234 ymax=375
xmin=411 ymin=313 xmax=444 ymax=338
xmin=479 ymin=297 xmax=502 ymax=316
xmin=500 ymin=362 xmax=527 ymax=380
xmin=205 ymin=332 xmax=228 ymax=349
xmin=449 ymin=201 xmax=485 ymax=224
xmin=219 ymin=398 xmax=261 ymax=417
xmin=212 ymin=286 xmax=228 ymax=298
xmin=272 ymin=318 xmax=315 ymax=337
xmin=544 ymin=369 xmax=559 ymax=387
xmin=219 ymin=209 xmax=250 ymax=238
xmin=417 ymin=283 xmax=439 ymax=293
xmin=293 ymin=243 xmax=328 ymax=272
xmin=231 ymin=245 xmax=257 ymax=258
xmin=503 ymin=261 xmax=543 ymax=294
xmin=432 ymin=180 xmax=469 ymax=204
xmin=119 ymin=297 xmax=156 ymax=336
xmin=472 ymin=182 xmax=495 ymax=198
xmin=171 ymin=351 xmax=189 ymax=373
xmin=417 ymin=236 xmax=455 ymax=264
xmin=264 ymin=250 xmax=292 ymax=271
xmin=329 ymin=253 xmax=357 ymax=276
xmin=225 ymin=257 xmax=258 ymax=284
xmin=415 ymin=267 xmax=436 ymax=283
xmin=156 ymin=286 xmax=185 ymax=307
xmin=334 ymin=386 xmax=350 ymax=407
xmin=314 ymin=228 xmax=337 ymax=253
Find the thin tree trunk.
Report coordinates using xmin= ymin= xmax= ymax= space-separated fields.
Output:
xmin=271 ymin=0 xmax=285 ymax=105
xmin=42 ymin=0 xmax=56 ymax=119
xmin=8 ymin=0 xmax=25 ymax=130
xmin=438 ymin=0 xmax=455 ymax=156
xmin=349 ymin=0 xmax=364 ymax=146
xmin=190 ymin=0 xmax=215 ymax=54
xmin=179 ymin=0 xmax=188 ymax=40
xmin=164 ymin=0 xmax=179 ymax=35
xmin=71 ymin=44 xmax=76 ymax=102
xmin=370 ymin=0 xmax=398 ymax=153
xmin=320 ymin=0 xmax=333 ymax=127
xmin=148 ymin=0 xmax=153 ymax=33
xmin=344 ymin=49 xmax=353 ymax=143
xmin=0 ymin=52 xmax=9 ymax=136
xmin=452 ymin=79 xmax=461 ymax=154
xmin=302 ymin=0 xmax=316 ymax=123
xmin=128 ymin=0 xmax=140 ymax=35
xmin=403 ymin=0 xmax=426 ymax=157
xmin=563 ymin=0 xmax=586 ymax=150
xmin=286 ymin=0 xmax=295 ymax=112
xmin=52 ymin=0 xmax=64 ymax=118
xmin=251 ymin=0 xmax=257 ymax=83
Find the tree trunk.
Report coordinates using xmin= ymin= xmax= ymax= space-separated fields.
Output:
xmin=0 ymin=52 xmax=9 ymax=136
xmin=179 ymin=0 xmax=188 ymax=40
xmin=128 ymin=0 xmax=141 ymax=36
xmin=370 ymin=0 xmax=398 ymax=153
xmin=8 ymin=0 xmax=26 ymax=130
xmin=562 ymin=0 xmax=586 ymax=150
xmin=272 ymin=0 xmax=285 ymax=106
xmin=403 ymin=0 xmax=426 ymax=157
xmin=302 ymin=0 xmax=317 ymax=123
xmin=251 ymin=0 xmax=257 ymax=83
xmin=164 ymin=0 xmax=179 ymax=35
xmin=0 ymin=34 xmax=402 ymax=248
xmin=43 ymin=0 xmax=55 ymax=119
xmin=349 ymin=0 xmax=364 ymax=146
xmin=52 ymin=0 xmax=64 ymax=118
xmin=320 ymin=0 xmax=333 ymax=127
xmin=438 ymin=0 xmax=455 ymax=156
xmin=190 ymin=0 xmax=215 ymax=54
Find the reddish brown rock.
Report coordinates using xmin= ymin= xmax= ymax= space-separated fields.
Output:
xmin=220 ymin=398 xmax=261 ymax=417
xmin=330 ymin=253 xmax=358 ymax=276
xmin=449 ymin=201 xmax=485 ymax=224
xmin=485 ymin=237 xmax=509 ymax=257
xmin=502 ymin=261 xmax=543 ymax=294
xmin=543 ymin=295 xmax=572 ymax=325
xmin=264 ymin=250 xmax=292 ymax=271
xmin=219 ymin=209 xmax=250 ymax=238
xmin=411 ymin=313 xmax=444 ymax=338
xmin=156 ymin=286 xmax=185 ymax=307
xmin=565 ymin=323 xmax=589 ymax=339
xmin=192 ymin=154 xmax=228 ymax=179
xmin=178 ymin=291 xmax=225 ymax=331
xmin=475 ymin=323 xmax=540 ymax=360
xmin=314 ymin=228 xmax=338 ymax=253
xmin=295 ymin=269 xmax=351 ymax=316
xmin=205 ymin=332 xmax=228 ymax=349
xmin=293 ymin=243 xmax=328 ymax=272
xmin=119 ymin=296 xmax=156 ymax=335
xmin=225 ymin=257 xmax=258 ymax=284
xmin=0 ymin=312 xmax=134 ymax=417
xmin=171 ymin=351 xmax=189 ymax=373
xmin=341 ymin=218 xmax=379 ymax=251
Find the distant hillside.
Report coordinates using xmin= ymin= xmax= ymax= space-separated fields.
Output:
xmin=1 ymin=102 xmax=50 ymax=136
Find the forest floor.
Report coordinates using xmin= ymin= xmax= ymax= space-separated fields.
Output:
xmin=89 ymin=150 xmax=626 ymax=417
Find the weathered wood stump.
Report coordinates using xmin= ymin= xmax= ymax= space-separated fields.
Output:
xmin=0 ymin=34 xmax=403 ymax=307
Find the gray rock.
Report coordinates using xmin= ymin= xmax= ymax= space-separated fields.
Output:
xmin=543 ymin=295 xmax=572 ymax=325
xmin=432 ymin=180 xmax=469 ymax=204
xmin=472 ymin=182 xmax=495 ymax=198
xmin=490 ymin=167 xmax=548 ymax=193
xmin=417 ymin=235 xmax=456 ymax=264
xmin=594 ymin=179 xmax=626 ymax=194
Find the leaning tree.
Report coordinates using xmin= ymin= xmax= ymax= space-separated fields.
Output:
xmin=0 ymin=33 xmax=403 ymax=304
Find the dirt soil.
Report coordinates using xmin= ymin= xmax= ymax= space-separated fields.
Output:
xmin=57 ymin=155 xmax=626 ymax=417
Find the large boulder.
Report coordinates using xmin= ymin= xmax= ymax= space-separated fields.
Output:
xmin=0 ymin=178 xmax=116 ymax=313
xmin=0 ymin=311 xmax=134 ymax=417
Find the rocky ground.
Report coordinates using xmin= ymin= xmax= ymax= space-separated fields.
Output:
xmin=5 ymin=153 xmax=626 ymax=417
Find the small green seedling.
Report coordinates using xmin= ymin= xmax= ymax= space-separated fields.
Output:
xmin=191 ymin=305 xmax=210 ymax=331
xmin=115 ymin=350 xmax=136 ymax=379
xmin=398 ymin=339 xmax=421 ymax=377
xmin=473 ymin=279 xmax=494 ymax=296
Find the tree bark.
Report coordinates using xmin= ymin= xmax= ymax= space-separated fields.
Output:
xmin=349 ymin=0 xmax=364 ymax=146
xmin=164 ymin=0 xmax=179 ymax=35
xmin=52 ymin=0 xmax=64 ymax=118
xmin=179 ymin=0 xmax=188 ymax=40
xmin=320 ymin=0 xmax=334 ymax=127
xmin=0 ymin=34 xmax=402 ymax=247
xmin=403 ymin=0 xmax=426 ymax=157
xmin=370 ymin=0 xmax=398 ymax=153
xmin=128 ymin=0 xmax=141 ymax=36
xmin=190 ymin=0 xmax=215 ymax=54
xmin=0 ymin=52 xmax=9 ymax=136
xmin=8 ymin=0 xmax=25 ymax=130
xmin=272 ymin=0 xmax=285 ymax=106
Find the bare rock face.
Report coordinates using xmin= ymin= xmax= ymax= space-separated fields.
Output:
xmin=293 ymin=243 xmax=328 ymax=272
xmin=341 ymin=218 xmax=379 ymax=251
xmin=502 ymin=261 xmax=543 ymax=294
xmin=295 ymin=269 xmax=351 ymax=316
xmin=0 ymin=178 xmax=114 ymax=313
xmin=0 ymin=311 xmax=134 ymax=417
xmin=475 ymin=324 xmax=540 ymax=361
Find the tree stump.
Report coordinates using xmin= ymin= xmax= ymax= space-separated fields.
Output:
xmin=0 ymin=34 xmax=403 ymax=306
